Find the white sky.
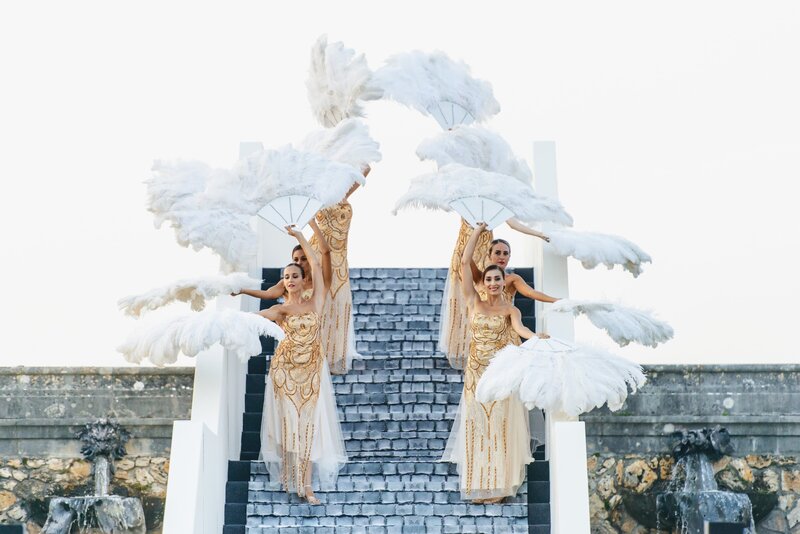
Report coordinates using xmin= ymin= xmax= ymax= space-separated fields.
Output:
xmin=1 ymin=1 xmax=799 ymax=367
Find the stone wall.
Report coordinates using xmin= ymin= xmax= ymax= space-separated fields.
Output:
xmin=0 ymin=367 xmax=193 ymax=533
xmin=582 ymin=365 xmax=800 ymax=534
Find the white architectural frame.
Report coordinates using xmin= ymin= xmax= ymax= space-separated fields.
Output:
xmin=533 ymin=141 xmax=591 ymax=534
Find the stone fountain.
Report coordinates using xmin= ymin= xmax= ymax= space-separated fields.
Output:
xmin=656 ymin=426 xmax=754 ymax=533
xmin=41 ymin=418 xmax=146 ymax=534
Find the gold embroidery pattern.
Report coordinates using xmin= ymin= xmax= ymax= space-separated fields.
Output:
xmin=460 ymin=312 xmax=524 ymax=499
xmin=309 ymin=201 xmax=354 ymax=374
xmin=269 ymin=311 xmax=323 ymax=496
xmin=444 ymin=219 xmax=493 ymax=369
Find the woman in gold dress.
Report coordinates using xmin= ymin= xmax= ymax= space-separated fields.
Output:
xmin=441 ymin=222 xmax=548 ymax=503
xmin=237 ymin=219 xmax=331 ymax=302
xmin=439 ymin=218 xmax=554 ymax=369
xmin=308 ymin=167 xmax=369 ymax=375
xmin=258 ymin=226 xmax=346 ymax=504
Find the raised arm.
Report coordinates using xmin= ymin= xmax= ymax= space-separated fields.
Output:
xmin=460 ymin=222 xmax=488 ymax=304
xmin=286 ymin=226 xmax=325 ymax=311
xmin=309 ymin=218 xmax=332 ymax=292
xmin=507 ymin=217 xmax=550 ymax=242
xmin=510 ymin=276 xmax=560 ymax=303
xmin=468 ymin=258 xmax=482 ymax=283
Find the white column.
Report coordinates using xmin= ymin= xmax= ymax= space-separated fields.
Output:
xmin=533 ymin=141 xmax=590 ymax=534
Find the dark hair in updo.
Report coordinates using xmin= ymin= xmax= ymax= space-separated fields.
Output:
xmin=291 ymin=244 xmax=303 ymax=256
xmin=489 ymin=238 xmax=511 ymax=255
xmin=284 ymin=262 xmax=305 ymax=279
xmin=482 ymin=264 xmax=506 ymax=279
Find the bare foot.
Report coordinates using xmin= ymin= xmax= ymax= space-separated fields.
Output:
xmin=303 ymin=486 xmax=320 ymax=505
xmin=472 ymin=498 xmax=486 ymax=504
xmin=484 ymin=497 xmax=504 ymax=504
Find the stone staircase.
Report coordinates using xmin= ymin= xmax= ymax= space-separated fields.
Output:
xmin=222 ymin=268 xmax=550 ymax=534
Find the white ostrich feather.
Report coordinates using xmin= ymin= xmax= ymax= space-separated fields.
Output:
xmin=393 ymin=164 xmax=573 ymax=226
xmin=117 ymin=309 xmax=284 ymax=367
xmin=416 ymin=125 xmax=532 ymax=183
xmin=234 ymin=145 xmax=365 ymax=209
xmin=147 ymin=160 xmax=258 ymax=271
xmin=372 ymin=50 xmax=500 ymax=125
xmin=118 ymin=273 xmax=263 ymax=317
xmin=550 ymin=299 xmax=674 ymax=348
xmin=306 ymin=35 xmax=382 ymax=127
xmin=547 ymin=228 xmax=651 ymax=277
xmin=298 ymin=118 xmax=382 ymax=172
xmin=476 ymin=338 xmax=646 ymax=416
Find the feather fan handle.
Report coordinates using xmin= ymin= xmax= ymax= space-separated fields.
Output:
xmin=118 ymin=273 xmax=263 ymax=317
xmin=550 ymin=299 xmax=674 ymax=348
xmin=372 ymin=50 xmax=500 ymax=124
xmin=547 ymin=228 xmax=651 ymax=277
xmin=416 ymin=125 xmax=532 ymax=183
xmin=117 ymin=310 xmax=284 ymax=367
xmin=392 ymin=164 xmax=573 ymax=226
xmin=306 ymin=35 xmax=382 ymax=127
xmin=297 ymin=118 xmax=382 ymax=172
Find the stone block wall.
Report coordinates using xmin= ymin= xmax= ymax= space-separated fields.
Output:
xmin=0 ymin=367 xmax=193 ymax=533
xmin=582 ymin=365 xmax=800 ymax=534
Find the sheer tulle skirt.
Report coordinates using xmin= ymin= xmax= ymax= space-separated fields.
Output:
xmin=438 ymin=274 xmax=470 ymax=369
xmin=321 ymin=289 xmax=360 ymax=375
xmin=441 ymin=391 xmax=533 ymax=500
xmin=260 ymin=359 xmax=347 ymax=496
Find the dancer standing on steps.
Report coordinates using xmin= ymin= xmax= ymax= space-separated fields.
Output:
xmin=439 ymin=217 xmax=555 ymax=368
xmin=258 ymin=226 xmax=346 ymax=505
xmin=308 ymin=166 xmax=370 ymax=375
xmin=441 ymin=222 xmax=547 ymax=504
xmin=236 ymin=218 xmax=332 ymax=302
xmin=470 ymin=231 xmax=560 ymax=346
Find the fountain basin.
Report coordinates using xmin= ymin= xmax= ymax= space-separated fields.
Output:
xmin=43 ymin=495 xmax=145 ymax=534
xmin=656 ymin=490 xmax=753 ymax=532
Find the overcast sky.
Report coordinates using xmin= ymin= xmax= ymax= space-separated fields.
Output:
xmin=2 ymin=1 xmax=799 ymax=367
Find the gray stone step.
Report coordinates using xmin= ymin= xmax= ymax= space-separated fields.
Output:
xmin=229 ymin=267 xmax=545 ymax=534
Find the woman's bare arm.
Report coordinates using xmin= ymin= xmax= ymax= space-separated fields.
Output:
xmin=509 ymin=307 xmax=537 ymax=340
xmin=507 ymin=217 xmax=550 ymax=242
xmin=258 ymin=303 xmax=283 ymax=323
xmin=510 ymin=276 xmax=559 ymax=303
xmin=238 ymin=281 xmax=284 ymax=300
xmin=309 ymin=219 xmax=332 ymax=292
xmin=287 ymin=226 xmax=324 ymax=312
xmin=461 ymin=222 xmax=487 ymax=305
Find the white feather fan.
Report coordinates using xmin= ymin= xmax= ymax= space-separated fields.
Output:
xmin=306 ymin=35 xmax=382 ymax=128
xmin=372 ymin=50 xmax=500 ymax=128
xmin=297 ymin=118 xmax=382 ymax=172
xmin=550 ymin=299 xmax=674 ymax=348
xmin=475 ymin=337 xmax=646 ymax=416
xmin=147 ymin=160 xmax=258 ymax=271
xmin=547 ymin=228 xmax=652 ymax=277
xmin=117 ymin=309 xmax=284 ymax=367
xmin=118 ymin=273 xmax=263 ymax=317
xmin=235 ymin=146 xmax=365 ymax=209
xmin=393 ymin=164 xmax=573 ymax=227
xmin=416 ymin=125 xmax=532 ymax=183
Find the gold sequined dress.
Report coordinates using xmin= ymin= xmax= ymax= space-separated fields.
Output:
xmin=260 ymin=311 xmax=347 ymax=496
xmin=309 ymin=200 xmax=359 ymax=374
xmin=441 ymin=312 xmax=533 ymax=500
xmin=439 ymin=219 xmax=493 ymax=369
